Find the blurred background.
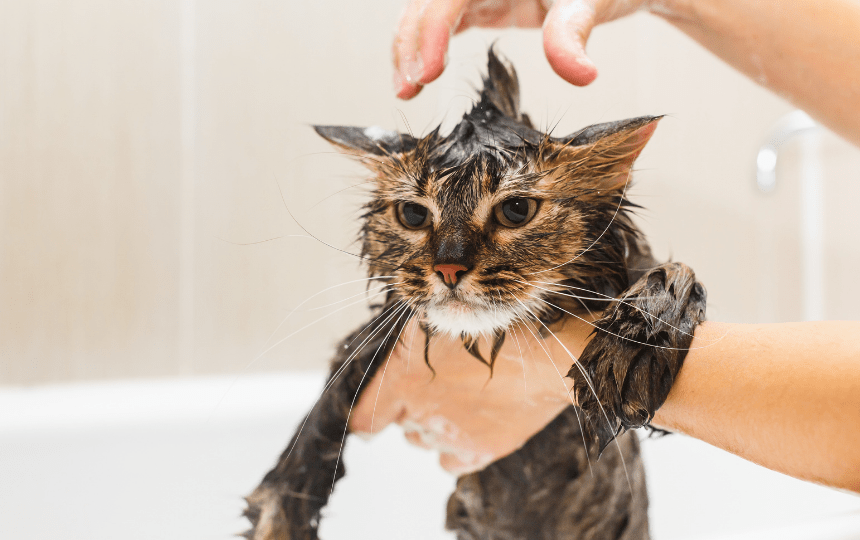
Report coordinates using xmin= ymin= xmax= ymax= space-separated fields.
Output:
xmin=3 ymin=0 xmax=860 ymax=385
xmin=2 ymin=1 xmax=859 ymax=540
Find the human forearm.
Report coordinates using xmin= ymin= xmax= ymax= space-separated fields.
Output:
xmin=654 ymin=0 xmax=860 ymax=146
xmin=652 ymin=321 xmax=860 ymax=492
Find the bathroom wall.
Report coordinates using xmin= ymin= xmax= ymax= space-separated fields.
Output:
xmin=2 ymin=1 xmax=859 ymax=384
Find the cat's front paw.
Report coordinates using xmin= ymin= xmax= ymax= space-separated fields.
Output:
xmin=243 ymin=447 xmax=337 ymax=540
xmin=243 ymin=484 xmax=292 ymax=540
xmin=243 ymin=480 xmax=327 ymax=540
xmin=568 ymin=262 xmax=706 ymax=451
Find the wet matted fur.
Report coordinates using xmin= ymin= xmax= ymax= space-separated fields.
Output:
xmin=244 ymin=50 xmax=707 ymax=540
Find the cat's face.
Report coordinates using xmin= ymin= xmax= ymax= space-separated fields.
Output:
xmin=315 ymin=53 xmax=658 ymax=338
xmin=361 ymin=149 xmax=587 ymax=337
xmin=318 ymin=118 xmax=657 ymax=338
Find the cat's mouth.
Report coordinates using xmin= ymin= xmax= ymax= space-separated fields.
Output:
xmin=436 ymin=298 xmax=473 ymax=316
xmin=415 ymin=269 xmax=543 ymax=337
xmin=423 ymin=293 xmax=536 ymax=338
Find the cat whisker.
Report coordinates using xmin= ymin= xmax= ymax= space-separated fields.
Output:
xmin=331 ymin=301 xmax=414 ymax=495
xmin=565 ymin=288 xmax=598 ymax=320
xmin=520 ymin=315 xmax=595 ymax=479
xmin=276 ymin=179 xmax=408 ymax=271
xmin=250 ymin=285 xmax=399 ymax=369
xmin=278 ymin=182 xmax=372 ymax=263
xmin=532 ymin=279 xmax=662 ymax=323
xmin=506 ymin=315 xmax=529 ymax=399
xmin=523 ymin=291 xmax=698 ymax=352
xmin=309 ymin=180 xmax=376 ymax=211
xmin=216 ymin=234 xmax=313 ymax=246
xmin=508 ymin=300 xmax=577 ymax=411
xmin=543 ymin=104 xmax=572 ymax=141
xmin=261 ymin=296 xmax=406 ymax=461
xmin=279 ymin=300 xmax=412 ymax=470
xmin=494 ymin=291 xmax=528 ymax=397
xmin=512 ymin=299 xmax=609 ymax=429
xmin=306 ymin=281 xmax=401 ymax=313
xmin=526 ymin=170 xmax=632 ymax=276
xmin=553 ymin=281 xmax=724 ymax=344
xmin=281 ymin=303 xmax=411 ymax=473
xmin=369 ymin=303 xmax=418 ymax=435
xmin=323 ymin=300 xmax=410 ymax=393
xmin=514 ymin=299 xmax=629 ymax=488
xmin=326 ymin=149 xmax=398 ymax=171
xmin=518 ymin=278 xmax=700 ymax=342
xmin=259 ymin=275 xmax=395 ymax=363
xmin=306 ymin=300 xmax=408 ymax=403
xmin=398 ymin=305 xmax=423 ymax=375
xmin=205 ymin=280 xmax=398 ymax=424
xmin=508 ymin=307 xmax=595 ymax=477
xmin=552 ymin=337 xmax=634 ymax=494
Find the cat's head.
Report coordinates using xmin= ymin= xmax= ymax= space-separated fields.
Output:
xmin=315 ymin=50 xmax=660 ymax=338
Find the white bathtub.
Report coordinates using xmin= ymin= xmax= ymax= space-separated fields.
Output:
xmin=2 ymin=372 xmax=858 ymax=540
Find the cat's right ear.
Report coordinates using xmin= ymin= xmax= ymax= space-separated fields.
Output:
xmin=314 ymin=125 xmax=417 ymax=157
xmin=544 ymin=116 xmax=662 ymax=192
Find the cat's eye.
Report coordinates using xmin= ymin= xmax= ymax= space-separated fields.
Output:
xmin=396 ymin=201 xmax=431 ymax=229
xmin=494 ymin=198 xmax=538 ymax=228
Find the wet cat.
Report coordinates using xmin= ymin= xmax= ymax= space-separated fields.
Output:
xmin=244 ymin=49 xmax=706 ymax=540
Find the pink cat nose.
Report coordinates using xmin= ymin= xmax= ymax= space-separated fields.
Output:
xmin=434 ymin=264 xmax=469 ymax=287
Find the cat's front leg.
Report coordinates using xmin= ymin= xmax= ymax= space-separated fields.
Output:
xmin=568 ymin=262 xmax=707 ymax=452
xmin=243 ymin=401 xmax=344 ymax=540
xmin=243 ymin=307 xmax=406 ymax=540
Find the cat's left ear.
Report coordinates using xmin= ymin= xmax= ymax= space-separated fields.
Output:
xmin=546 ymin=116 xmax=662 ymax=191
xmin=314 ymin=125 xmax=417 ymax=157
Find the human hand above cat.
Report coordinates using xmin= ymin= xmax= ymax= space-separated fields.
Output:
xmin=393 ymin=0 xmax=657 ymax=99
xmin=349 ymin=316 xmax=596 ymax=474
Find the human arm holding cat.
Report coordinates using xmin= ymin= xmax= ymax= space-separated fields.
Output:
xmin=653 ymin=321 xmax=860 ymax=492
xmin=352 ymin=320 xmax=860 ymax=492
xmin=393 ymin=0 xmax=860 ymax=146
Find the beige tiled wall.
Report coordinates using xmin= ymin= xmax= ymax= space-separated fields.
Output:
xmin=2 ymin=2 xmax=858 ymax=385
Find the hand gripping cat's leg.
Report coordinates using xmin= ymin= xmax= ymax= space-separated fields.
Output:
xmin=568 ymin=262 xmax=707 ymax=452
xmin=243 ymin=305 xmax=408 ymax=540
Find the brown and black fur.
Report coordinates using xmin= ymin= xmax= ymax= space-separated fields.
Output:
xmin=244 ymin=50 xmax=707 ymax=540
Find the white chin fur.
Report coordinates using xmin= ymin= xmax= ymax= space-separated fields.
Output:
xmin=425 ymin=301 xmax=528 ymax=338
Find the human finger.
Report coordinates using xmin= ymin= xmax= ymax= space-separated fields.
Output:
xmin=394 ymin=0 xmax=469 ymax=99
xmin=392 ymin=0 xmax=425 ymax=99
xmin=542 ymin=0 xmax=600 ymax=86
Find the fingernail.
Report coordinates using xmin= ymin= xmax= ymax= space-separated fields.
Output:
xmin=401 ymin=52 xmax=424 ymax=85
xmin=394 ymin=69 xmax=417 ymax=99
